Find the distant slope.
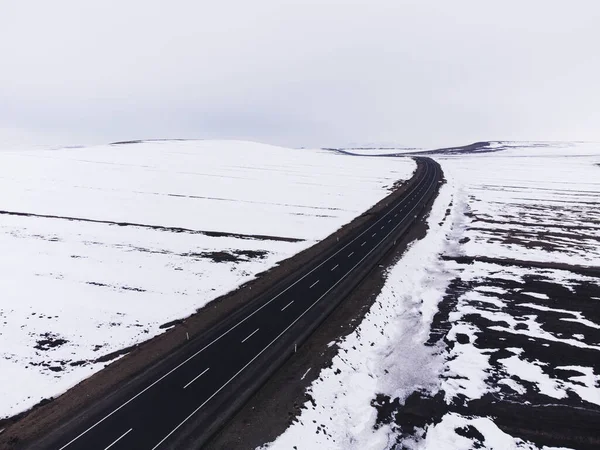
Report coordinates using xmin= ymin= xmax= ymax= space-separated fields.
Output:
xmin=325 ymin=140 xmax=586 ymax=157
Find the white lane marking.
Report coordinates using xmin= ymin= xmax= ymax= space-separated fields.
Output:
xmin=58 ymin=164 xmax=433 ymax=450
xmin=331 ymin=264 xmax=339 ymax=271
xmin=281 ymin=300 xmax=294 ymax=311
xmin=372 ymin=233 xmax=377 ymax=237
xmin=388 ymin=219 xmax=391 ymax=223
xmin=309 ymin=280 xmax=320 ymax=289
xmin=103 ymin=429 xmax=132 ymax=450
xmin=394 ymin=214 xmax=397 ymax=217
xmin=183 ymin=368 xmax=210 ymax=389
xmin=347 ymin=252 xmax=354 ymax=258
xmin=301 ymin=367 xmax=311 ymax=380
xmin=241 ymin=328 xmax=260 ymax=343
xmin=380 ymin=225 xmax=385 ymax=230
xmin=149 ymin=174 xmax=438 ymax=450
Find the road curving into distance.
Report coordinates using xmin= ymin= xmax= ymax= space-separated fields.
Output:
xmin=28 ymin=157 xmax=442 ymax=450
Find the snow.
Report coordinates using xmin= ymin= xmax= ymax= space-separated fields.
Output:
xmin=265 ymin=141 xmax=600 ymax=450
xmin=0 ymin=139 xmax=415 ymax=419
xmin=443 ymin=340 xmax=494 ymax=401
xmin=499 ymin=355 xmax=567 ymax=399
xmin=498 ymin=378 xmax=527 ymax=395
xmin=421 ymin=413 xmax=539 ymax=450
xmin=438 ymin=143 xmax=600 ymax=268
xmin=523 ymin=292 xmax=549 ymax=300
xmin=518 ymin=303 xmax=600 ymax=330
xmin=263 ymin=169 xmax=456 ymax=450
xmin=0 ymin=140 xmax=415 ymax=240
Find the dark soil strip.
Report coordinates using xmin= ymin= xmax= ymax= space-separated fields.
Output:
xmin=0 ymin=210 xmax=302 ymax=243
xmin=468 ymin=226 xmax=600 ymax=242
xmin=159 ymin=192 xmax=343 ymax=211
xmin=470 ymin=217 xmax=600 ymax=231
xmin=442 ymin=255 xmax=600 ymax=277
xmin=110 ymin=138 xmax=189 ymax=145
xmin=325 ymin=141 xmax=500 ymax=157
xmin=385 ymin=391 xmax=600 ymax=450
xmin=476 ymin=184 xmax=600 ymax=195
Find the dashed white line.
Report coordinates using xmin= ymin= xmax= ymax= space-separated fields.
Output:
xmin=58 ymin=164 xmax=435 ymax=450
xmin=331 ymin=264 xmax=339 ymax=271
xmin=281 ymin=300 xmax=294 ymax=311
xmin=372 ymin=233 xmax=376 ymax=237
xmin=183 ymin=368 xmax=210 ymax=389
xmin=388 ymin=219 xmax=391 ymax=223
xmin=150 ymin=165 xmax=438 ymax=450
xmin=104 ymin=429 xmax=133 ymax=450
xmin=241 ymin=328 xmax=260 ymax=343
xmin=348 ymin=252 xmax=354 ymax=258
xmin=309 ymin=280 xmax=320 ymax=289
xmin=301 ymin=367 xmax=312 ymax=380
xmin=380 ymin=225 xmax=385 ymax=230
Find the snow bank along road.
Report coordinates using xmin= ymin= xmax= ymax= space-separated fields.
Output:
xmin=29 ymin=158 xmax=441 ymax=450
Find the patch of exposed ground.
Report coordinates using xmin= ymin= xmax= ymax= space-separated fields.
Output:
xmin=383 ymin=263 xmax=600 ymax=449
xmin=0 ymin=210 xmax=302 ymax=243
xmin=372 ymin=169 xmax=600 ymax=449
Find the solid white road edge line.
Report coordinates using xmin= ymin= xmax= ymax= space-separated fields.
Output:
xmin=103 ymin=428 xmax=132 ymax=450
xmin=183 ymin=368 xmax=210 ymax=390
xmin=57 ymin=163 xmax=432 ymax=450
xmin=150 ymin=164 xmax=437 ymax=450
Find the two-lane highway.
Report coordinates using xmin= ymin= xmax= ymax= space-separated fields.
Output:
xmin=31 ymin=157 xmax=441 ymax=450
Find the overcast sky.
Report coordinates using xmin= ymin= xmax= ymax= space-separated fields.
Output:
xmin=1 ymin=0 xmax=599 ymax=149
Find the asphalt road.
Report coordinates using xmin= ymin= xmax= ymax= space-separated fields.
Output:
xmin=31 ymin=157 xmax=441 ymax=450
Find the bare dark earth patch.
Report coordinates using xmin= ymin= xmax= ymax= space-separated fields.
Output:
xmin=34 ymin=333 xmax=68 ymax=351
xmin=383 ymin=260 xmax=600 ymax=450
xmin=442 ymin=255 xmax=600 ymax=278
xmin=183 ymin=249 xmax=269 ymax=263
xmin=0 ymin=210 xmax=302 ymax=243
xmin=86 ymin=281 xmax=146 ymax=292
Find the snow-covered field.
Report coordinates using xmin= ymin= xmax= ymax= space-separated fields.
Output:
xmin=0 ymin=140 xmax=415 ymax=419
xmin=264 ymin=142 xmax=600 ymax=449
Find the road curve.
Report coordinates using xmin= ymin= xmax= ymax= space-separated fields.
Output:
xmin=29 ymin=157 xmax=442 ymax=450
